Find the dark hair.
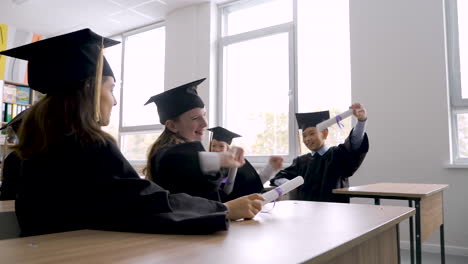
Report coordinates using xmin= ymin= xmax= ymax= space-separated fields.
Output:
xmin=15 ymin=77 xmax=115 ymax=159
xmin=144 ymin=126 xmax=185 ymax=180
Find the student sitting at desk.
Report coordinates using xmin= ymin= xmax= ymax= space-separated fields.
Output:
xmin=0 ymin=110 xmax=27 ymax=200
xmin=207 ymin=126 xmax=283 ymax=201
xmin=270 ymin=103 xmax=369 ymax=203
xmin=144 ymin=79 xmax=264 ymax=206
xmin=0 ymin=29 xmax=261 ymax=237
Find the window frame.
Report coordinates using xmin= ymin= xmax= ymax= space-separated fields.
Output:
xmin=109 ymin=22 xmax=166 ymax=163
xmin=446 ymin=0 xmax=468 ymax=164
xmin=216 ymin=0 xmax=355 ymax=165
xmin=217 ymin=4 xmax=298 ymax=164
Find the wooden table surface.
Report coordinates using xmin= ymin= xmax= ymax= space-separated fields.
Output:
xmin=333 ymin=183 xmax=449 ymax=198
xmin=0 ymin=201 xmax=414 ymax=264
xmin=0 ymin=200 xmax=14 ymax=213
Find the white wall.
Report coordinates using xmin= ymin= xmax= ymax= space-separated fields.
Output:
xmin=164 ymin=2 xmax=216 ymax=147
xmin=166 ymin=0 xmax=468 ymax=255
xmin=350 ymin=0 xmax=468 ymax=255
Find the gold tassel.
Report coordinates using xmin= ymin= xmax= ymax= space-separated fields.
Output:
xmin=94 ymin=38 xmax=104 ymax=123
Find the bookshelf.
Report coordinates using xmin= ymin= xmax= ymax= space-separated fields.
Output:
xmin=0 ymin=79 xmax=44 ymax=125
xmin=0 ymin=80 xmax=44 ymax=169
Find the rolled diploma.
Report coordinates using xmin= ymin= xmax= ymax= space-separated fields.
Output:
xmin=262 ymin=176 xmax=304 ymax=205
xmin=223 ymin=167 xmax=238 ymax=194
xmin=316 ymin=109 xmax=353 ymax=131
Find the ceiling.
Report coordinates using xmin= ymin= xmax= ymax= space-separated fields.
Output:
xmin=0 ymin=0 xmax=218 ymax=37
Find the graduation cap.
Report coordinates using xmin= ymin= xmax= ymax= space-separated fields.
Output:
xmin=208 ymin=126 xmax=241 ymax=145
xmin=0 ymin=109 xmax=28 ymax=133
xmin=145 ymin=78 xmax=206 ymax=124
xmin=295 ymin=110 xmax=330 ymax=130
xmin=0 ymin=28 xmax=120 ymax=94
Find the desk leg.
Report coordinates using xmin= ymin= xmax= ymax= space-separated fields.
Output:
xmin=397 ymin=223 xmax=401 ymax=264
xmin=409 ymin=200 xmax=415 ymax=264
xmin=374 ymin=198 xmax=381 ymax=205
xmin=441 ymin=224 xmax=445 ymax=264
xmin=415 ymin=199 xmax=422 ymax=264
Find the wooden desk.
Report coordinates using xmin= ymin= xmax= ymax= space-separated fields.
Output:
xmin=0 ymin=201 xmax=414 ymax=264
xmin=333 ymin=183 xmax=448 ymax=264
xmin=0 ymin=200 xmax=15 ymax=213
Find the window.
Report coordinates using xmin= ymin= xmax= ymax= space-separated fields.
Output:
xmin=224 ymin=32 xmax=291 ymax=156
xmin=220 ymin=0 xmax=293 ymax=163
xmin=218 ymin=0 xmax=351 ymax=162
xmin=447 ymin=0 xmax=468 ymax=163
xmin=122 ymin=26 xmax=165 ymax=127
xmin=297 ymin=0 xmax=351 ymax=154
xmin=102 ymin=38 xmax=122 ymax=140
xmin=223 ymin=0 xmax=293 ymax=36
xmin=104 ymin=24 xmax=165 ymax=162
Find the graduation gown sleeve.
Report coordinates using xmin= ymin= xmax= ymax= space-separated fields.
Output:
xmin=220 ymin=159 xmax=264 ymax=202
xmin=16 ymin=138 xmax=229 ymax=236
xmin=150 ymin=142 xmax=222 ymax=201
xmin=270 ymin=157 xmax=301 ymax=186
xmin=333 ymin=129 xmax=369 ymax=177
xmin=269 ymin=130 xmax=369 ymax=203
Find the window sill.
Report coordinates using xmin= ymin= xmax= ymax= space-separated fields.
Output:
xmin=445 ymin=163 xmax=468 ymax=169
xmin=250 ymin=162 xmax=292 ymax=169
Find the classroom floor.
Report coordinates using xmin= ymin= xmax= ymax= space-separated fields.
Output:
xmin=400 ymin=250 xmax=468 ymax=264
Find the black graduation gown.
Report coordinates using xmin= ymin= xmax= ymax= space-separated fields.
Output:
xmin=151 ymin=142 xmax=223 ymax=201
xmin=270 ymin=130 xmax=369 ymax=203
xmin=0 ymin=151 xmax=21 ymax=200
xmin=220 ymin=159 xmax=264 ymax=202
xmin=16 ymin=137 xmax=229 ymax=237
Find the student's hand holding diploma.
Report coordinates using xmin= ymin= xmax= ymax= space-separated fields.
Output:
xmin=350 ymin=103 xmax=367 ymax=121
xmin=224 ymin=193 xmax=265 ymax=220
xmin=220 ymin=146 xmax=245 ymax=168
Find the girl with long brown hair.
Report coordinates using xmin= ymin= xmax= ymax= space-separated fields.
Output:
xmin=0 ymin=29 xmax=260 ymax=236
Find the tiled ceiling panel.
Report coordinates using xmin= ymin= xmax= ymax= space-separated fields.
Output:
xmin=0 ymin=0 xmax=216 ymax=37
xmin=132 ymin=1 xmax=168 ymax=20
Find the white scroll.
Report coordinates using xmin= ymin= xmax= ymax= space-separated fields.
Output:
xmin=223 ymin=147 xmax=244 ymax=194
xmin=223 ymin=167 xmax=238 ymax=194
xmin=316 ymin=109 xmax=353 ymax=132
xmin=261 ymin=176 xmax=304 ymax=205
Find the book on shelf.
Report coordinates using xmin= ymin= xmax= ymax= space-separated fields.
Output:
xmin=11 ymin=103 xmax=17 ymax=119
xmin=4 ymin=103 xmax=12 ymax=122
xmin=1 ymin=81 xmax=34 ymax=123
xmin=2 ymin=103 xmax=28 ymax=122
xmin=3 ymin=84 xmax=17 ymax=103
xmin=16 ymin=86 xmax=31 ymax=104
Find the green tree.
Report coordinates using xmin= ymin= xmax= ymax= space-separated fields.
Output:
xmin=251 ymin=112 xmax=288 ymax=155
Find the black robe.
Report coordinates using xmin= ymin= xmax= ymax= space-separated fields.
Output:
xmin=220 ymin=159 xmax=264 ymax=202
xmin=151 ymin=142 xmax=223 ymax=201
xmin=270 ymin=130 xmax=369 ymax=203
xmin=16 ymin=137 xmax=229 ymax=237
xmin=0 ymin=151 xmax=21 ymax=200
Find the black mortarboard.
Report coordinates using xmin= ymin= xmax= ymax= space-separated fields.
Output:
xmin=208 ymin=126 xmax=241 ymax=145
xmin=0 ymin=109 xmax=28 ymax=133
xmin=0 ymin=28 xmax=120 ymax=94
xmin=295 ymin=110 xmax=330 ymax=130
xmin=145 ymin=78 xmax=206 ymax=124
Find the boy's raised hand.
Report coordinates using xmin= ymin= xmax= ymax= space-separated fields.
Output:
xmin=269 ymin=156 xmax=284 ymax=170
xmin=350 ymin=103 xmax=367 ymax=121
